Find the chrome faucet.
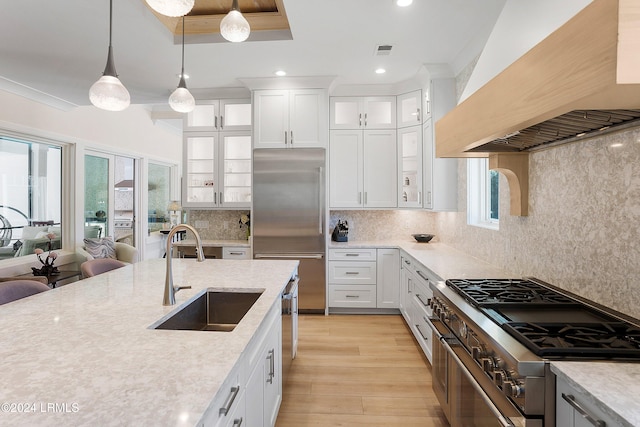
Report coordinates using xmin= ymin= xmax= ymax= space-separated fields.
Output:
xmin=163 ymin=224 xmax=205 ymax=306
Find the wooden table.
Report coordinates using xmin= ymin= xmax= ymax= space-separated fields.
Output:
xmin=14 ymin=269 xmax=82 ymax=288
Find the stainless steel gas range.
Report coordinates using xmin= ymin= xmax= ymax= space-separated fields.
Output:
xmin=427 ymin=277 xmax=640 ymax=427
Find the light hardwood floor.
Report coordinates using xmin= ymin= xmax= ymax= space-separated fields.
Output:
xmin=275 ymin=314 xmax=449 ymax=427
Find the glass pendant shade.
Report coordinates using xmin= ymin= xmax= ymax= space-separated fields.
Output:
xmin=90 ymin=75 xmax=130 ymax=111
xmin=220 ymin=10 xmax=250 ymax=42
xmin=145 ymin=0 xmax=194 ymax=17
xmin=169 ymin=83 xmax=195 ymax=113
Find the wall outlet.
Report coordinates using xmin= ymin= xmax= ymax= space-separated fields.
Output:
xmin=195 ymin=220 xmax=209 ymax=229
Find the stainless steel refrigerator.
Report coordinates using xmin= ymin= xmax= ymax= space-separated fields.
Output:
xmin=253 ymin=148 xmax=326 ymax=313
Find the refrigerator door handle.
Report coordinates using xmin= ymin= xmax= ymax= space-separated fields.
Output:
xmin=255 ymin=254 xmax=324 ymax=260
xmin=318 ymin=166 xmax=324 ymax=235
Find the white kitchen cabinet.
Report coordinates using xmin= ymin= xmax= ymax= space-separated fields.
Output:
xmin=556 ymin=376 xmax=616 ymax=427
xmin=330 ymin=96 xmax=396 ymax=130
xmin=328 ymin=248 xmax=399 ymax=310
xmin=423 ymin=78 xmax=457 ymax=211
xmin=223 ymin=246 xmax=251 ymax=259
xmin=253 ymin=89 xmax=328 ymax=148
xmin=245 ymin=301 xmax=282 ymax=427
xmin=185 ymin=99 xmax=252 ymax=132
xmin=398 ymin=125 xmax=423 ymax=208
xmin=329 ymin=129 xmax=397 ymax=208
xmin=183 ymin=131 xmax=252 ymax=208
xmin=377 ymin=248 xmax=399 ymax=309
xmin=397 ymin=90 xmax=422 ymax=128
xmin=199 ymin=358 xmax=245 ymax=427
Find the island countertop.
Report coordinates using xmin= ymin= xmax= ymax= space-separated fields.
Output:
xmin=0 ymin=258 xmax=298 ymax=426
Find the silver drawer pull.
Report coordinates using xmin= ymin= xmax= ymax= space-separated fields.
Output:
xmin=561 ymin=394 xmax=606 ymax=427
xmin=232 ymin=418 xmax=243 ymax=427
xmin=416 ymin=294 xmax=429 ymax=307
xmin=345 ymin=271 xmax=360 ymax=275
xmin=345 ymin=295 xmax=359 ymax=298
xmin=345 ymin=253 xmax=360 ymax=257
xmin=416 ymin=270 xmax=429 ymax=281
xmin=415 ymin=323 xmax=429 ymax=341
xmin=228 ymin=252 xmax=244 ymax=255
xmin=219 ymin=385 xmax=240 ymax=415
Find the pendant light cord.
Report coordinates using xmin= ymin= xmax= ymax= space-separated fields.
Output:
xmin=109 ymin=0 xmax=113 ymax=48
xmin=181 ymin=16 xmax=185 ymax=75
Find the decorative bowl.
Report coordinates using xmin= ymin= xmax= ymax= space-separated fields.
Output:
xmin=412 ymin=233 xmax=434 ymax=243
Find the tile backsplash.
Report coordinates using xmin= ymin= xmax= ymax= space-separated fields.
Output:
xmin=186 ymin=210 xmax=250 ymax=241
xmin=329 ymin=210 xmax=437 ymax=242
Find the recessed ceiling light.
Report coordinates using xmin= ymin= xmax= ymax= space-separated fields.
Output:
xmin=396 ymin=0 xmax=413 ymax=6
xmin=375 ymin=68 xmax=386 ymax=74
xmin=275 ymin=70 xmax=287 ymax=76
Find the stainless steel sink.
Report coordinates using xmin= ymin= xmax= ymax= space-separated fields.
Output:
xmin=154 ymin=290 xmax=263 ymax=332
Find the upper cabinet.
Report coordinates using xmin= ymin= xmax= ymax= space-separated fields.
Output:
xmin=397 ymin=125 xmax=423 ymax=208
xmin=253 ymin=89 xmax=328 ymax=148
xmin=397 ymin=90 xmax=422 ymax=128
xmin=182 ymin=131 xmax=252 ymax=209
xmin=184 ymin=99 xmax=252 ymax=132
xmin=330 ymin=97 xmax=396 ymax=130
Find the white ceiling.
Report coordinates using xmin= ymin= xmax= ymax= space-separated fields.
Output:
xmin=0 ymin=0 xmax=506 ymax=109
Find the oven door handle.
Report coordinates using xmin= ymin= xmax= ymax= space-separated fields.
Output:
xmin=440 ymin=338 xmax=515 ymax=427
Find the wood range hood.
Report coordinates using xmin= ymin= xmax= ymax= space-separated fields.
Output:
xmin=435 ymin=0 xmax=640 ymax=216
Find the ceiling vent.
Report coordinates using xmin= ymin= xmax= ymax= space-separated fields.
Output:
xmin=375 ymin=45 xmax=393 ymax=56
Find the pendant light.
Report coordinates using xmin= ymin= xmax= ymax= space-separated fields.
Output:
xmin=145 ymin=0 xmax=194 ymax=17
xmin=169 ymin=16 xmax=195 ymax=113
xmin=89 ymin=0 xmax=130 ymax=111
xmin=220 ymin=0 xmax=250 ymax=43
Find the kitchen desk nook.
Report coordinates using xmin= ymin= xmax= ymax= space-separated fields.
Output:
xmin=0 ymin=258 xmax=298 ymax=427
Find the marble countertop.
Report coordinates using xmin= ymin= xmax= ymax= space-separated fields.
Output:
xmin=0 ymin=258 xmax=298 ymax=426
xmin=173 ymin=239 xmax=250 ymax=248
xmin=551 ymin=362 xmax=640 ymax=426
xmin=329 ymin=239 xmax=513 ymax=280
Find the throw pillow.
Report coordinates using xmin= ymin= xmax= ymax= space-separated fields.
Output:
xmin=83 ymin=238 xmax=116 ymax=260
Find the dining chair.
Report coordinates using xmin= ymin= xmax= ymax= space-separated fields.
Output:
xmin=80 ymin=258 xmax=127 ymax=278
xmin=0 ymin=279 xmax=50 ymax=305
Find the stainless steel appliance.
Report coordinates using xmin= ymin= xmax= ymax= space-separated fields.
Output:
xmin=428 ymin=278 xmax=640 ymax=427
xmin=281 ymin=275 xmax=299 ymax=385
xmin=253 ymin=148 xmax=326 ymax=313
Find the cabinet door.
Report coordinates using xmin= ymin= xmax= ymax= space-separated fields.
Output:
xmin=221 ymin=132 xmax=252 ymax=207
xmin=329 ymin=130 xmax=363 ymax=208
xmin=330 ymin=97 xmax=363 ymax=130
xmin=377 ymin=248 xmax=399 ymax=308
xmin=289 ymin=89 xmax=327 ymax=148
xmin=423 ymin=121 xmax=434 ymax=209
xmin=363 ymin=130 xmax=397 ymax=208
xmin=183 ymin=133 xmax=219 ymax=207
xmin=263 ymin=318 xmax=282 ymax=427
xmin=398 ymin=125 xmax=423 ymax=208
xmin=423 ymin=120 xmax=457 ymax=211
xmin=220 ymin=99 xmax=252 ymax=131
xmin=397 ymin=90 xmax=422 ymax=128
xmin=185 ymin=101 xmax=220 ymax=131
xmin=363 ymin=96 xmax=396 ymax=129
xmin=254 ymin=90 xmax=289 ymax=148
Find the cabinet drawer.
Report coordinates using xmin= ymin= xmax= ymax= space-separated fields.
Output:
xmin=413 ymin=277 xmax=433 ymax=317
xmin=411 ymin=299 xmax=432 ymax=363
xmin=328 ymin=261 xmax=377 ymax=284
xmin=328 ymin=285 xmax=377 ymax=308
xmin=223 ymin=246 xmax=251 ymax=259
xmin=328 ymin=248 xmax=377 ymax=261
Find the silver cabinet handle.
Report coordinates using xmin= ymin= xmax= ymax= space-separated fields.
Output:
xmin=358 ymin=192 xmax=362 ymax=204
xmin=220 ymin=115 xmax=224 ymax=129
xmin=364 ymin=112 xmax=368 ymax=127
xmin=364 ymin=192 xmax=367 ymax=205
xmin=215 ymin=115 xmax=218 ymax=129
xmin=284 ymin=131 xmax=288 ymax=146
xmin=345 ymin=295 xmax=359 ymax=298
xmin=415 ymin=323 xmax=429 ymax=341
xmin=219 ymin=385 xmax=240 ymax=415
xmin=416 ymin=108 xmax=421 ymax=121
xmin=232 ymin=418 xmax=243 ymax=427
xmin=561 ymin=394 xmax=606 ymax=427
xmin=220 ymin=192 xmax=223 ymax=205
xmin=345 ymin=271 xmax=360 ymax=275
xmin=416 ymin=270 xmax=429 ymax=281
xmin=214 ymin=192 xmax=217 ymax=204
xmin=290 ymin=130 xmax=294 ymax=145
xmin=359 ymin=113 xmax=362 ymax=127
xmin=345 ymin=253 xmax=360 ymax=257
xmin=416 ymin=293 xmax=429 ymax=307
xmin=266 ymin=349 xmax=275 ymax=384
xmin=228 ymin=252 xmax=244 ymax=255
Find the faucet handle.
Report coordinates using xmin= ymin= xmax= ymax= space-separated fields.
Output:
xmin=175 ymin=285 xmax=192 ymax=292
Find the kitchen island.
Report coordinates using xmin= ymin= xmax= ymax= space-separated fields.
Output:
xmin=0 ymin=258 xmax=298 ymax=426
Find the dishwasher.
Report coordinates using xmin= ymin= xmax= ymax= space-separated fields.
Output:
xmin=281 ymin=276 xmax=299 ymax=386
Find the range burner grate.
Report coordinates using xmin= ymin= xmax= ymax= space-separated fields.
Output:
xmin=503 ymin=322 xmax=640 ymax=358
xmin=446 ymin=278 xmax=575 ymax=307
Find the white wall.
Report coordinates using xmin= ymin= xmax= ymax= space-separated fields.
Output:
xmin=460 ymin=0 xmax=593 ymax=102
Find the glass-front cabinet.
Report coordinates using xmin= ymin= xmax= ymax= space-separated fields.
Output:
xmin=184 ymin=99 xmax=251 ymax=132
xmin=183 ymin=131 xmax=251 ymax=208
xmin=397 ymin=125 xmax=423 ymax=208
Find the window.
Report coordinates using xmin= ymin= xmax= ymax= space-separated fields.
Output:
xmin=467 ymin=158 xmax=499 ymax=229
xmin=0 ymin=136 xmax=62 ymax=259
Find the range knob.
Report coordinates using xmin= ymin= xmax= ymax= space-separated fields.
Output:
xmin=503 ymin=380 xmax=524 ymax=398
xmin=458 ymin=321 xmax=468 ymax=339
xmin=494 ymin=370 xmax=507 ymax=387
xmin=481 ymin=358 xmax=494 ymax=374
xmin=471 ymin=346 xmax=485 ymax=361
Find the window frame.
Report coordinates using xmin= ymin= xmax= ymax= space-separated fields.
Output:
xmin=467 ymin=158 xmax=499 ymax=230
